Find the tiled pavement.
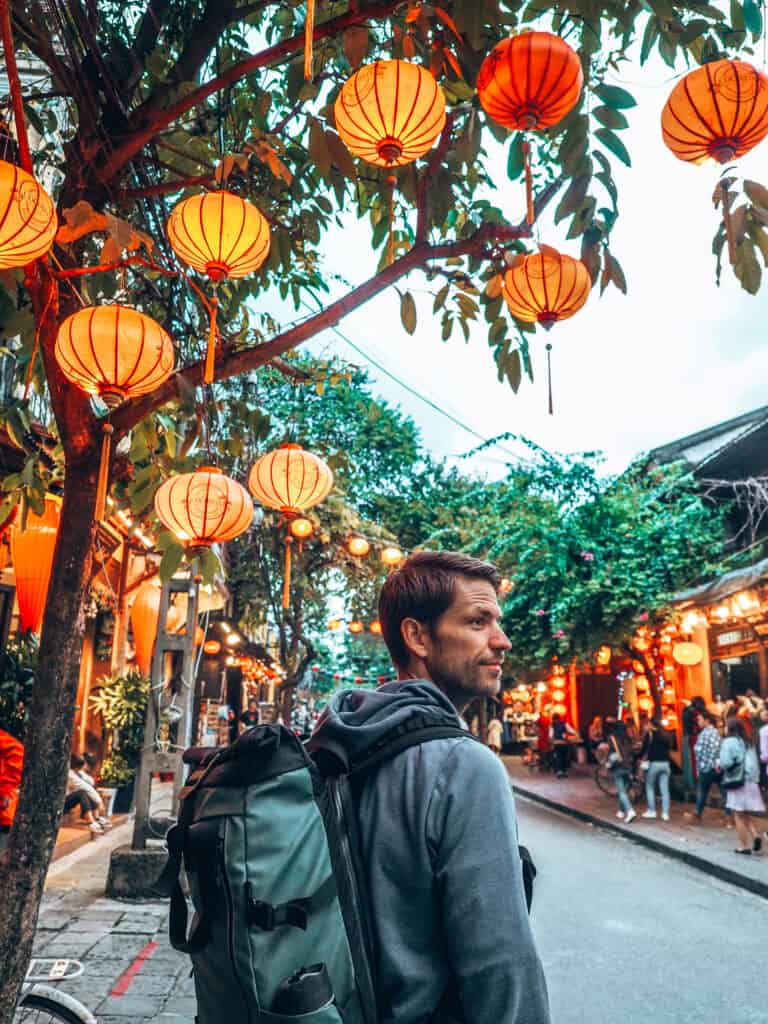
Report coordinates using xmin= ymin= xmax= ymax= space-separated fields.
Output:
xmin=505 ymin=756 xmax=768 ymax=897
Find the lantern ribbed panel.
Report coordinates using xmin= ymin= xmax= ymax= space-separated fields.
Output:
xmin=502 ymin=250 xmax=591 ymax=326
xmin=55 ymin=305 xmax=175 ymax=402
xmin=154 ymin=467 xmax=253 ymax=547
xmin=334 ymin=60 xmax=446 ymax=167
xmin=0 ymin=161 xmax=57 ymax=269
xmin=247 ymin=444 xmax=334 ymax=514
xmin=166 ymin=191 xmax=271 ymax=279
xmin=477 ymin=32 xmax=583 ymax=131
xmin=10 ymin=525 xmax=58 ymax=635
xmin=661 ymin=59 xmax=768 ymax=164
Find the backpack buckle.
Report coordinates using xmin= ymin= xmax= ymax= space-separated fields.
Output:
xmin=248 ymin=899 xmax=276 ymax=931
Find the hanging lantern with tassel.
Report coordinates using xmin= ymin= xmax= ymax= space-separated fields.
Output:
xmin=501 ymin=246 xmax=591 ymax=415
xmin=661 ymin=59 xmax=768 ymax=266
xmin=54 ymin=304 xmax=175 ymax=522
xmin=167 ymin=190 xmax=271 ymax=383
xmin=0 ymin=160 xmax=57 ymax=269
xmin=335 ymin=60 xmax=446 ymax=263
xmin=9 ymin=496 xmax=62 ymax=635
xmin=154 ymin=466 xmax=254 ymax=553
xmin=248 ymin=443 xmax=334 ymax=609
xmin=477 ymin=32 xmax=583 ymax=225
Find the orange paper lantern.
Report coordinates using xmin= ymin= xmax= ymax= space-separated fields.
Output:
xmin=502 ymin=247 xmax=591 ymax=329
xmin=55 ymin=305 xmax=175 ymax=408
xmin=9 ymin=496 xmax=61 ymax=634
xmin=551 ymin=688 xmax=566 ymax=702
xmin=381 ymin=546 xmax=403 ymax=566
xmin=552 ymin=703 xmax=567 ymax=716
xmin=661 ymin=59 xmax=768 ymax=165
xmin=155 ymin=467 xmax=254 ymax=550
xmin=129 ymin=582 xmax=162 ymax=676
xmin=289 ymin=516 xmax=313 ymax=540
xmin=335 ymin=60 xmax=446 ymax=168
xmin=248 ymin=444 xmax=333 ymax=515
xmin=477 ymin=32 xmax=583 ymax=131
xmin=369 ymin=619 xmax=383 ymax=635
xmin=672 ymin=641 xmax=703 ymax=667
xmin=203 ymin=639 xmax=221 ymax=656
xmin=638 ymin=695 xmax=655 ymax=713
xmin=349 ymin=620 xmax=364 ymax=634
xmin=166 ymin=191 xmax=271 ymax=281
xmin=348 ymin=535 xmax=371 ymax=557
xmin=0 ymin=160 xmax=57 ymax=269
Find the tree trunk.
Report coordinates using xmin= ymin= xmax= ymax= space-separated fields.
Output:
xmin=0 ymin=457 xmax=97 ymax=1024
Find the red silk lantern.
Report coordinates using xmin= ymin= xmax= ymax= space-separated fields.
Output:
xmin=0 ymin=160 xmax=57 ymax=269
xmin=10 ymin=496 xmax=61 ymax=635
xmin=154 ymin=467 xmax=254 ymax=551
xmin=203 ymin=639 xmax=221 ymax=656
xmin=167 ymin=191 xmax=270 ymax=383
xmin=477 ymin=32 xmax=582 ymax=224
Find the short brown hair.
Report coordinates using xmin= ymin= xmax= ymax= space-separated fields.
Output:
xmin=378 ymin=550 xmax=501 ymax=670
xmin=726 ymin=716 xmax=747 ymax=741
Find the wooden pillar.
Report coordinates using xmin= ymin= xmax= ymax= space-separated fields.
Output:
xmin=758 ymin=642 xmax=768 ymax=699
xmin=110 ymin=539 xmax=131 ymax=675
xmin=74 ymin=621 xmax=95 ymax=754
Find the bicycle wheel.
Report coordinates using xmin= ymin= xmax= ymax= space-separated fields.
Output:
xmin=15 ymin=988 xmax=95 ymax=1024
xmin=595 ymin=763 xmax=617 ymax=796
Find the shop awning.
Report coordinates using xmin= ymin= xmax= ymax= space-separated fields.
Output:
xmin=674 ymin=555 xmax=768 ymax=608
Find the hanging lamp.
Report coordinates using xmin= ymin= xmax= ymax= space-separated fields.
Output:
xmin=477 ymin=33 xmax=583 ymax=225
xmin=661 ymin=59 xmax=768 ymax=265
xmin=154 ymin=466 xmax=254 ymax=553
xmin=335 ymin=60 xmax=446 ymax=263
xmin=501 ymin=246 xmax=591 ymax=414
xmin=9 ymin=496 xmax=61 ymax=635
xmin=167 ymin=190 xmax=271 ymax=383
xmin=55 ymin=304 xmax=175 ymax=521
xmin=0 ymin=160 xmax=57 ymax=269
xmin=248 ymin=443 xmax=334 ymax=608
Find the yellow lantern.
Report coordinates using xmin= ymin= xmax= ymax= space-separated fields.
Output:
xmin=289 ymin=517 xmax=313 ymax=540
xmin=369 ymin=619 xmax=383 ymax=635
xmin=551 ymin=688 xmax=566 ymax=702
xmin=166 ymin=190 xmax=271 ymax=383
xmin=0 ymin=161 xmax=57 ymax=269
xmin=638 ymin=695 xmax=655 ymax=713
xmin=154 ymin=466 xmax=254 ymax=551
xmin=348 ymin=535 xmax=371 ymax=557
xmin=672 ymin=641 xmax=703 ymax=667
xmin=381 ymin=545 xmax=403 ymax=567
xmin=328 ymin=619 xmax=342 ymax=631
xmin=349 ymin=620 xmax=364 ymax=634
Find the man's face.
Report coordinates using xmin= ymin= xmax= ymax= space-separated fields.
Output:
xmin=413 ymin=577 xmax=511 ymax=709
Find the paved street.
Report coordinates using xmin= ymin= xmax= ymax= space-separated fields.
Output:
xmin=31 ymin=796 xmax=768 ymax=1023
xmin=519 ymin=796 xmax=768 ymax=1023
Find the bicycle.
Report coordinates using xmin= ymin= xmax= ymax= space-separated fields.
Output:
xmin=594 ymin=750 xmax=645 ymax=805
xmin=14 ymin=959 xmax=96 ymax=1024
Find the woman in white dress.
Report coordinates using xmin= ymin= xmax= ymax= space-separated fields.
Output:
xmin=719 ymin=717 xmax=766 ymax=855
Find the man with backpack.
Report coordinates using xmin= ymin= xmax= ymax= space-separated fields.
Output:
xmin=309 ymin=550 xmax=550 ymax=1023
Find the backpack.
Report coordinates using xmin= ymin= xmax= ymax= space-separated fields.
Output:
xmin=155 ymin=717 xmax=535 ymax=1024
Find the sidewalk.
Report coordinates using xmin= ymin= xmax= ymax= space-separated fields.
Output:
xmin=505 ymin=757 xmax=768 ymax=899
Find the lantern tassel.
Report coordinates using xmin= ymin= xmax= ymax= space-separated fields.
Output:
xmin=387 ymin=173 xmax=396 ymax=266
xmin=282 ymin=536 xmax=293 ymax=610
xmin=721 ymin=179 xmax=737 ymax=266
xmin=95 ymin=423 xmax=114 ymax=523
xmin=204 ymin=294 xmax=219 ymax=385
xmin=304 ymin=0 xmax=315 ymax=80
xmin=546 ymin=343 xmax=554 ymax=416
xmin=522 ymin=140 xmax=534 ymax=226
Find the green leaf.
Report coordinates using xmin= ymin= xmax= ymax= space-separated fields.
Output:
xmin=592 ymin=105 xmax=629 ymax=131
xmin=743 ymin=0 xmax=763 ymax=34
xmin=309 ymin=119 xmax=331 ymax=178
xmin=507 ymin=350 xmax=522 ymax=393
xmin=325 ymin=129 xmax=357 ymax=179
xmin=640 ymin=17 xmax=660 ymax=64
xmin=555 ymin=174 xmax=591 ymax=224
xmin=594 ymin=128 xmax=632 ymax=167
xmin=735 ymin=240 xmax=762 ymax=293
xmin=594 ymin=83 xmax=637 ymax=110
xmin=400 ymin=291 xmax=417 ymax=335
xmin=507 ymin=134 xmax=525 ymax=181
xmin=744 ymin=179 xmax=768 ymax=213
xmin=433 ymin=284 xmax=450 ymax=312
xmin=159 ymin=543 xmax=185 ymax=582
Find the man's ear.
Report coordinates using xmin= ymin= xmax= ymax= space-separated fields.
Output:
xmin=400 ymin=617 xmax=431 ymax=661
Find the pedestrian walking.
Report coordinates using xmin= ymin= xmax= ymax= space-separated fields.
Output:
xmin=759 ymin=708 xmax=768 ymax=789
xmin=719 ymin=717 xmax=766 ymax=856
xmin=550 ymin=712 xmax=578 ymax=778
xmin=640 ymin=717 xmax=672 ymax=821
xmin=607 ymin=720 xmax=636 ymax=824
xmin=486 ymin=713 xmax=503 ymax=754
xmin=309 ymin=550 xmax=551 ymax=1023
xmin=586 ymin=714 xmax=603 ymax=763
xmin=694 ymin=710 xmax=723 ymax=819
xmin=0 ymin=728 xmax=23 ymax=854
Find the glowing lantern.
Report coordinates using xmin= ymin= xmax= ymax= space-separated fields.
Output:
xmin=672 ymin=641 xmax=703 ymax=667
xmin=354 ymin=676 xmax=364 ymax=685
xmin=327 ymin=619 xmax=342 ymax=631
xmin=369 ymin=619 xmax=383 ymax=635
xmin=154 ymin=467 xmax=253 ymax=551
xmin=349 ymin=620 xmax=364 ymax=634
xmin=348 ymin=535 xmax=371 ymax=557
xmin=381 ymin=546 xmax=403 ymax=567
xmin=552 ymin=703 xmax=567 ymax=717
xmin=635 ymin=675 xmax=650 ymax=693
xmin=167 ymin=191 xmax=271 ymax=383
xmin=0 ymin=161 xmax=57 ymax=269
xmin=596 ymin=645 xmax=612 ymax=666
xmin=55 ymin=304 xmax=175 ymax=520
xmin=334 ymin=60 xmax=446 ymax=262
xmin=248 ymin=444 xmax=333 ymax=609
xmin=9 ymin=497 xmax=61 ymax=635
xmin=289 ymin=517 xmax=313 ymax=540
xmin=129 ymin=582 xmax=163 ymax=675
xmin=477 ymin=32 xmax=583 ymax=223
xmin=551 ymin=688 xmax=566 ymax=702
xmin=203 ymin=639 xmax=221 ymax=656
xmin=638 ymin=695 xmax=655 ymax=713
xmin=499 ymin=577 xmax=513 ymax=594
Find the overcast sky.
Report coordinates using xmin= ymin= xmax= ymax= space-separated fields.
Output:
xmin=293 ymin=56 xmax=768 ymax=480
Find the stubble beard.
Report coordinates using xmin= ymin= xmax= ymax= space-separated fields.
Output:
xmin=425 ymin=654 xmax=500 ymax=713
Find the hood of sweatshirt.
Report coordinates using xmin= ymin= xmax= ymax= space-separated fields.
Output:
xmin=306 ymin=679 xmax=461 ymax=765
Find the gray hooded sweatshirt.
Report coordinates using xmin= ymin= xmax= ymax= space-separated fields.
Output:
xmin=309 ymin=680 xmax=550 ymax=1024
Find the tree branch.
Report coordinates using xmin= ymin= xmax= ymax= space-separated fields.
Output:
xmin=95 ymin=0 xmax=406 ymax=184
xmin=416 ymin=112 xmax=456 ymax=243
xmin=110 ymin=218 xmax=534 ymax=437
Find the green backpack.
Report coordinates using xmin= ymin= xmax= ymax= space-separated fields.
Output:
xmin=156 ymin=719 xmax=535 ymax=1024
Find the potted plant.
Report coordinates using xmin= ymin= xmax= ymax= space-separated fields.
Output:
xmin=89 ymin=670 xmax=149 ymax=813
